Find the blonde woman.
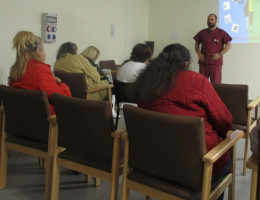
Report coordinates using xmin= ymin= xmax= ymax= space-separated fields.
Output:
xmin=9 ymin=31 xmax=71 ymax=114
xmin=80 ymin=46 xmax=103 ymax=76
xmin=80 ymin=45 xmax=118 ymax=118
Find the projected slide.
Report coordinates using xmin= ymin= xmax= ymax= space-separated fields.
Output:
xmin=219 ymin=0 xmax=260 ymax=43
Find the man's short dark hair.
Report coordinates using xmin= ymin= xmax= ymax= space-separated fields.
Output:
xmin=209 ymin=13 xmax=217 ymax=20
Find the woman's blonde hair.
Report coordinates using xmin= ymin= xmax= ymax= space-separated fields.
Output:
xmin=80 ymin=46 xmax=100 ymax=61
xmin=10 ymin=31 xmax=44 ymax=81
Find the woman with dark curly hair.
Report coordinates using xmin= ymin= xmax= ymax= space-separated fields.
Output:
xmin=132 ymin=43 xmax=232 ymax=200
xmin=117 ymin=43 xmax=152 ymax=83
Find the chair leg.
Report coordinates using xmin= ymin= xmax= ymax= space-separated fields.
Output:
xmin=44 ymin=159 xmax=48 ymax=170
xmin=249 ymin=169 xmax=258 ymax=200
xmin=115 ymin=105 xmax=120 ymax=129
xmin=146 ymin=196 xmax=152 ymax=200
xmin=38 ymin=157 xmax=43 ymax=168
xmin=0 ymin=113 xmax=7 ymax=189
xmin=110 ymin=180 xmax=118 ymax=200
xmin=121 ymin=139 xmax=130 ymax=200
xmin=94 ymin=178 xmax=101 ymax=186
xmin=121 ymin=186 xmax=130 ymax=200
xmin=228 ymin=145 xmax=236 ymax=200
xmin=39 ymin=158 xmax=47 ymax=170
xmin=108 ymin=88 xmax=112 ymax=107
xmin=45 ymin=157 xmax=60 ymax=200
xmin=0 ymin=143 xmax=7 ymax=189
xmin=85 ymin=175 xmax=92 ymax=183
xmin=109 ymin=136 xmax=121 ymax=200
xmin=243 ymin=136 xmax=249 ymax=176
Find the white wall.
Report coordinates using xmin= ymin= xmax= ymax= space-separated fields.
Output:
xmin=0 ymin=0 xmax=149 ymax=84
xmin=149 ymin=0 xmax=260 ymax=99
xmin=1 ymin=0 xmax=259 ymax=98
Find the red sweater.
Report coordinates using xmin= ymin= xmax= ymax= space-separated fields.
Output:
xmin=10 ymin=59 xmax=71 ymax=114
xmin=139 ymin=70 xmax=232 ymax=175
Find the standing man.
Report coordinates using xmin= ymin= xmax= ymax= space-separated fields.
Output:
xmin=193 ymin=14 xmax=232 ymax=83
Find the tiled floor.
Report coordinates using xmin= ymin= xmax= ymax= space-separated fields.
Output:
xmin=0 ymin=110 xmax=254 ymax=200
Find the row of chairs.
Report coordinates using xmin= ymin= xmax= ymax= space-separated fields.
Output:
xmin=115 ymin=82 xmax=260 ymax=199
xmin=55 ymin=60 xmax=260 ymax=176
xmin=0 ymin=85 xmax=124 ymax=200
xmin=0 ymin=84 xmax=250 ymax=200
xmin=53 ymin=59 xmax=121 ymax=104
xmin=53 ymin=70 xmax=113 ymax=105
xmin=53 ymin=70 xmax=135 ymax=129
xmin=114 ymin=81 xmax=260 ymax=177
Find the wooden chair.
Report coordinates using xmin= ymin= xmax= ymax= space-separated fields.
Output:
xmin=247 ymin=123 xmax=260 ymax=200
xmin=0 ymin=85 xmax=57 ymax=200
xmin=113 ymin=79 xmax=136 ymax=129
xmin=121 ymin=105 xmax=244 ymax=200
xmin=213 ymin=83 xmax=260 ymax=175
xmin=49 ymin=93 xmax=126 ymax=200
xmin=99 ymin=60 xmax=120 ymax=79
xmin=247 ymin=154 xmax=258 ymax=200
xmin=54 ymin=70 xmax=113 ymax=105
xmin=0 ymin=99 xmax=2 ymax=140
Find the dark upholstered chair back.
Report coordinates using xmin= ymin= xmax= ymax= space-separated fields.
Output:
xmin=54 ymin=70 xmax=87 ymax=98
xmin=123 ymin=105 xmax=206 ymax=192
xmin=0 ymin=85 xmax=51 ymax=143
xmin=212 ymin=83 xmax=248 ymax=126
xmin=113 ymin=79 xmax=136 ymax=105
xmin=99 ymin=60 xmax=116 ymax=69
xmin=113 ymin=79 xmax=136 ymax=129
xmin=52 ymin=93 xmax=115 ymax=163
xmin=99 ymin=60 xmax=118 ymax=79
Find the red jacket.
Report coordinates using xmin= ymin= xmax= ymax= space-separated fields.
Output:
xmin=139 ymin=70 xmax=232 ymax=175
xmin=10 ymin=59 xmax=71 ymax=114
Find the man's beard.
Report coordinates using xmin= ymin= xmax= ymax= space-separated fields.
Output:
xmin=207 ymin=23 xmax=215 ymax=28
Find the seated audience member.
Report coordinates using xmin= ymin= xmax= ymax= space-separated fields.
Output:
xmin=56 ymin=41 xmax=78 ymax=60
xmin=80 ymin=46 xmax=104 ymax=76
xmin=81 ymin=45 xmax=118 ymax=117
xmin=117 ymin=43 xmax=152 ymax=83
xmin=54 ymin=42 xmax=109 ymax=100
xmin=132 ymin=43 xmax=232 ymax=200
xmin=9 ymin=31 xmax=71 ymax=114
xmin=116 ymin=43 xmax=152 ymax=111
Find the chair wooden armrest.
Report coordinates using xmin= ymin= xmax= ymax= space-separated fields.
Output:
xmin=86 ymin=84 xmax=114 ymax=94
xmin=248 ymin=96 xmax=260 ymax=120
xmin=203 ymin=130 xmax=244 ymax=164
xmin=246 ymin=96 xmax=260 ymax=136
xmin=111 ymin=129 xmax=127 ymax=138
xmin=121 ymin=132 xmax=128 ymax=141
xmin=47 ymin=115 xmax=57 ymax=123
xmin=86 ymin=84 xmax=114 ymax=105
xmin=103 ymin=70 xmax=118 ymax=75
xmin=248 ymin=96 xmax=260 ymax=110
xmin=112 ymin=70 xmax=118 ymax=73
